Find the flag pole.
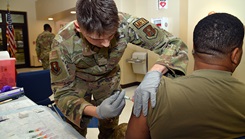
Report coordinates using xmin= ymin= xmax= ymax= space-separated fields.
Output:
xmin=6 ymin=0 xmax=17 ymax=80
xmin=6 ymin=0 xmax=17 ymax=57
xmin=6 ymin=0 xmax=9 ymax=10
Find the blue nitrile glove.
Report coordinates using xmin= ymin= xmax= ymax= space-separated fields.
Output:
xmin=96 ymin=90 xmax=126 ymax=119
xmin=133 ymin=71 xmax=162 ymax=117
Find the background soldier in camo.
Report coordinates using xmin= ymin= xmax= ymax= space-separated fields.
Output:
xmin=49 ymin=0 xmax=188 ymax=138
xmin=36 ymin=24 xmax=55 ymax=69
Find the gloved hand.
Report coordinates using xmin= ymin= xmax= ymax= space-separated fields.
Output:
xmin=96 ymin=90 xmax=126 ymax=119
xmin=133 ymin=71 xmax=162 ymax=117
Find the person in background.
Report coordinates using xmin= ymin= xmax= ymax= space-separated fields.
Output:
xmin=126 ymin=13 xmax=245 ymax=139
xmin=36 ymin=24 xmax=55 ymax=70
xmin=49 ymin=0 xmax=188 ymax=138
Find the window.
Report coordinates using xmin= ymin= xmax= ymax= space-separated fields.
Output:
xmin=6 ymin=14 xmax=24 ymax=23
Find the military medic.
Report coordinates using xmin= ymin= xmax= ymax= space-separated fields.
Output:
xmin=49 ymin=0 xmax=188 ymax=138
xmin=36 ymin=24 xmax=55 ymax=69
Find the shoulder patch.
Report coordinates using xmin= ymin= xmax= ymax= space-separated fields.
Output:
xmin=50 ymin=61 xmax=62 ymax=76
xmin=143 ymin=25 xmax=158 ymax=39
xmin=133 ymin=18 xmax=149 ymax=29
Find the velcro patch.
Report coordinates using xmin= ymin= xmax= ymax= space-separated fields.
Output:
xmin=50 ymin=61 xmax=62 ymax=76
xmin=133 ymin=18 xmax=149 ymax=29
xmin=143 ymin=25 xmax=157 ymax=39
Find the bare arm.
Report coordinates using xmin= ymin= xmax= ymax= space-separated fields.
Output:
xmin=83 ymin=105 xmax=100 ymax=118
xmin=150 ymin=64 xmax=168 ymax=74
xmin=126 ymin=111 xmax=151 ymax=139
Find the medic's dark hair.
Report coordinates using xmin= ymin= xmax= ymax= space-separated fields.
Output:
xmin=76 ymin=0 xmax=119 ymax=36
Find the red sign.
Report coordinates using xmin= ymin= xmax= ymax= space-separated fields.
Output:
xmin=159 ymin=0 xmax=168 ymax=9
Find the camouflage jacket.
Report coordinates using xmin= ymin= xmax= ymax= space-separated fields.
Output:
xmin=49 ymin=12 xmax=188 ymax=127
xmin=36 ymin=31 xmax=55 ymax=59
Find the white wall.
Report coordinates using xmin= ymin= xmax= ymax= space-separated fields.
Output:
xmin=35 ymin=0 xmax=76 ymax=20
xmin=187 ymin=0 xmax=245 ymax=83
xmin=115 ymin=0 xmax=181 ymax=37
xmin=0 ymin=0 xmax=54 ymax=66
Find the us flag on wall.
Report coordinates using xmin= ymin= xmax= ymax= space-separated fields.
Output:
xmin=6 ymin=4 xmax=17 ymax=58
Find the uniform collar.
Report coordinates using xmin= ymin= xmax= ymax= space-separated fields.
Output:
xmin=79 ymin=33 xmax=96 ymax=56
xmin=192 ymin=69 xmax=232 ymax=77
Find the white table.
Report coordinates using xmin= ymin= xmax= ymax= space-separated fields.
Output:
xmin=0 ymin=96 xmax=85 ymax=139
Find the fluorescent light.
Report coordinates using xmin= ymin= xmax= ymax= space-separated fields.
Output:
xmin=70 ymin=11 xmax=76 ymax=14
xmin=48 ymin=18 xmax=53 ymax=21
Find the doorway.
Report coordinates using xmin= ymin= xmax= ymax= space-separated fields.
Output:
xmin=0 ymin=10 xmax=30 ymax=68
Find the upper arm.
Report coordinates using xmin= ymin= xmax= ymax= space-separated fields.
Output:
xmin=126 ymin=16 xmax=188 ymax=76
xmin=126 ymin=112 xmax=151 ymax=139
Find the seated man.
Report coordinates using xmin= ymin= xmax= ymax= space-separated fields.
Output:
xmin=126 ymin=13 xmax=245 ymax=138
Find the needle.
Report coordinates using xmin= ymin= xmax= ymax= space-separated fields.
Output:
xmin=124 ymin=96 xmax=133 ymax=101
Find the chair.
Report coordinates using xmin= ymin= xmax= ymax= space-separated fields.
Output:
xmin=16 ymin=69 xmax=53 ymax=106
xmin=88 ymin=117 xmax=99 ymax=128
xmin=16 ymin=69 xmax=65 ymax=120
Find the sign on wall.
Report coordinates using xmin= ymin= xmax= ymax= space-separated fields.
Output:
xmin=158 ymin=0 xmax=168 ymax=9
xmin=151 ymin=17 xmax=169 ymax=31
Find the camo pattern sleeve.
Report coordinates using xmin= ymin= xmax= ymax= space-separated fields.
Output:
xmin=119 ymin=12 xmax=188 ymax=77
xmin=49 ymin=21 xmax=92 ymax=128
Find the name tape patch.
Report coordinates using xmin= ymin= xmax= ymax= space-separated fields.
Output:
xmin=133 ymin=18 xmax=149 ymax=29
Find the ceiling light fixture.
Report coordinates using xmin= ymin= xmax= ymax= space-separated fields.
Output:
xmin=70 ymin=11 xmax=76 ymax=14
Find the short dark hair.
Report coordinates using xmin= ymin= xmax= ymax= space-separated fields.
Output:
xmin=193 ymin=13 xmax=244 ymax=57
xmin=44 ymin=24 xmax=51 ymax=30
xmin=76 ymin=0 xmax=119 ymax=36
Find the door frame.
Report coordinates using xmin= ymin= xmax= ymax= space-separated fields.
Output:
xmin=0 ymin=10 xmax=30 ymax=68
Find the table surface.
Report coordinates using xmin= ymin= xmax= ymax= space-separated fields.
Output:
xmin=0 ymin=96 xmax=85 ymax=139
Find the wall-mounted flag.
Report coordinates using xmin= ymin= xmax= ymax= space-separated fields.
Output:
xmin=6 ymin=3 xmax=17 ymax=58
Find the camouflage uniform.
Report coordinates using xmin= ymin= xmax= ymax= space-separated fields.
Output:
xmin=49 ymin=12 xmax=188 ymax=138
xmin=36 ymin=31 xmax=55 ymax=69
xmin=111 ymin=123 xmax=128 ymax=139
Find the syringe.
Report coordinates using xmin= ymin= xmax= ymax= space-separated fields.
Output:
xmin=124 ymin=95 xmax=133 ymax=101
